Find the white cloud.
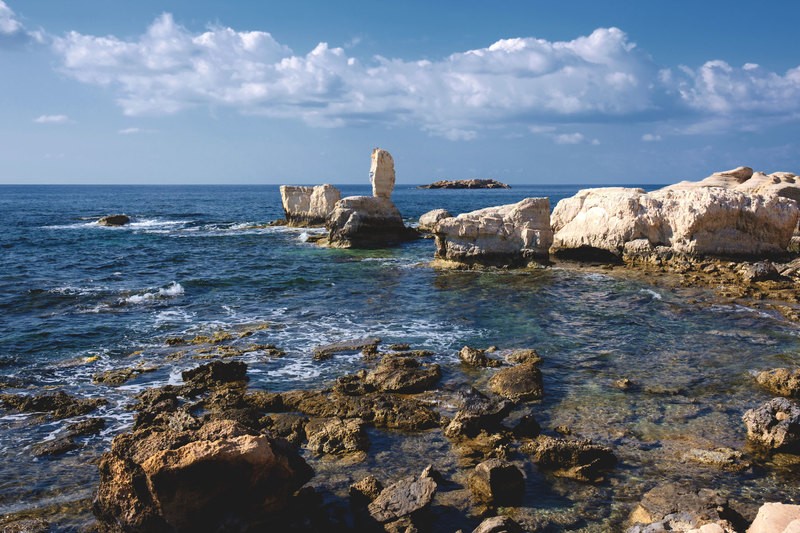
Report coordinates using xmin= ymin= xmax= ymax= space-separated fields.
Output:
xmin=117 ymin=127 xmax=154 ymax=135
xmin=642 ymin=133 xmax=661 ymax=142
xmin=554 ymin=132 xmax=585 ymax=145
xmin=45 ymin=12 xmax=800 ymax=138
xmin=34 ymin=114 xmax=69 ymax=124
xmin=0 ymin=1 xmax=43 ymax=44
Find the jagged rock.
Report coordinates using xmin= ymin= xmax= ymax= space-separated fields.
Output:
xmin=472 ymin=515 xmax=524 ymax=533
xmin=468 ymin=458 xmax=525 ymax=505
xmin=279 ymin=184 xmax=341 ymax=227
xmin=351 ymin=475 xmax=384 ymax=506
xmin=304 ymin=417 xmax=368 ymax=456
xmin=512 ymin=415 xmax=541 ymax=438
xmin=98 ymin=214 xmax=130 ymax=226
xmin=93 ymin=419 xmax=313 ymax=532
xmin=747 ymin=502 xmax=800 ymax=533
xmin=66 ymin=417 xmax=106 ymax=437
xmin=280 ymin=391 xmax=440 ymax=431
xmin=444 ymin=388 xmax=512 ymax=439
xmin=313 ymin=337 xmax=381 ymax=361
xmin=498 ymin=348 xmax=542 ymax=365
xmin=181 ymin=361 xmax=248 ymax=391
xmin=739 ymin=261 xmax=781 ymax=282
xmin=522 ymin=435 xmax=616 ymax=482
xmin=418 ymin=209 xmax=452 ymax=232
xmin=262 ymin=413 xmax=308 ymax=446
xmin=742 ymin=397 xmax=800 ymax=451
xmin=666 ymin=166 xmax=800 ymax=202
xmin=755 ymin=368 xmax=800 ymax=398
xmin=326 ymin=196 xmax=417 ymax=248
xmin=627 ymin=483 xmax=742 ymax=532
xmin=551 ymin=187 xmax=799 ymax=260
xmin=367 ymin=470 xmax=437 ymax=523
xmin=0 ymin=517 xmax=50 ymax=533
xmin=365 ymin=357 xmax=441 ymax=394
xmin=434 ymin=198 xmax=552 ymax=267
xmin=370 ymin=148 xmax=396 ymax=198
xmin=488 ymin=362 xmax=543 ymax=402
xmin=627 ymin=513 xmax=734 ymax=533
xmin=419 ymin=179 xmax=511 ymax=190
xmin=0 ymin=390 xmax=107 ymax=420
xmin=93 ymin=366 xmax=157 ymax=386
xmin=459 ymin=346 xmax=501 ymax=368
xmin=32 ymin=436 xmax=79 ymax=457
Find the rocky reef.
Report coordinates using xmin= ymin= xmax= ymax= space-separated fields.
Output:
xmin=433 ymin=197 xmax=553 ymax=267
xmin=278 ymin=184 xmax=341 ymax=227
xmin=419 ymin=179 xmax=511 ymax=189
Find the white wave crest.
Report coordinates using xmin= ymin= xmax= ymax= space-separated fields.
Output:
xmin=124 ymin=282 xmax=184 ymax=304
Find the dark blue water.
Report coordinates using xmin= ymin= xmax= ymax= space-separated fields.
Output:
xmin=1 ymin=184 xmax=798 ymax=529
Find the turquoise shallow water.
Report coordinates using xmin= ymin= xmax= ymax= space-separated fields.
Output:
xmin=1 ymin=184 xmax=799 ymax=530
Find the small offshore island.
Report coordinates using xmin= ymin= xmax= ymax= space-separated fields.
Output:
xmin=419 ymin=179 xmax=511 ymax=189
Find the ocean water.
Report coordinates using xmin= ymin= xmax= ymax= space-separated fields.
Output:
xmin=1 ymin=184 xmax=799 ymax=530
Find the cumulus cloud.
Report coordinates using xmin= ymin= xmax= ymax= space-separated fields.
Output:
xmin=642 ymin=133 xmax=661 ymax=142
xmin=45 ymin=11 xmax=800 ymax=138
xmin=0 ymin=1 xmax=43 ymax=45
xmin=34 ymin=114 xmax=69 ymax=124
xmin=554 ymin=132 xmax=585 ymax=145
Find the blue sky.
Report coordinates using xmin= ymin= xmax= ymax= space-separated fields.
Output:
xmin=2 ymin=1 xmax=799 ymax=185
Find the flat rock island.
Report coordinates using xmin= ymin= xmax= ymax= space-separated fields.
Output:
xmin=419 ymin=179 xmax=511 ymax=189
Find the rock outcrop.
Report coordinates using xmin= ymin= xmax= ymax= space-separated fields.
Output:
xmin=434 ymin=197 xmax=553 ymax=267
xmin=747 ymin=502 xmax=800 ymax=533
xmin=419 ymin=179 xmax=511 ymax=189
xmin=754 ymin=368 xmax=800 ymax=398
xmin=325 ymin=148 xmax=417 ymax=248
xmin=98 ymin=214 xmax=130 ymax=226
xmin=551 ymin=187 xmax=799 ymax=260
xmin=93 ymin=418 xmax=313 ymax=532
xmin=627 ymin=483 xmax=743 ymax=533
xmin=468 ymin=458 xmax=525 ymax=505
xmin=367 ymin=468 xmax=437 ymax=523
xmin=522 ymin=435 xmax=616 ymax=482
xmin=279 ymin=184 xmax=341 ymax=227
xmin=665 ymin=166 xmax=800 ymax=202
xmin=418 ymin=209 xmax=452 ymax=232
xmin=488 ymin=361 xmax=544 ymax=402
xmin=742 ymin=397 xmax=800 ymax=451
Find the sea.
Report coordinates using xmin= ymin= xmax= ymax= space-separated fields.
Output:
xmin=1 ymin=184 xmax=799 ymax=530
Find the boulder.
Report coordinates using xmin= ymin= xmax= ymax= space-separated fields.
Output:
xmin=304 ymin=417 xmax=368 ymax=456
xmin=313 ymin=337 xmax=381 ymax=361
xmin=468 ymin=458 xmax=525 ymax=505
xmin=434 ymin=197 xmax=552 ymax=267
xmin=472 ymin=516 xmax=524 ymax=533
xmin=551 ymin=186 xmax=799 ymax=260
xmin=367 ymin=470 xmax=437 ymax=523
xmin=350 ymin=475 xmax=384 ymax=506
xmin=418 ymin=209 xmax=452 ymax=232
xmin=742 ymin=397 xmax=800 ymax=451
xmin=326 ymin=196 xmax=417 ymax=248
xmin=488 ymin=362 xmax=544 ymax=402
xmin=93 ymin=419 xmax=313 ymax=532
xmin=459 ymin=346 xmax=501 ymax=368
xmin=279 ymin=184 xmax=341 ymax=227
xmin=522 ymin=435 xmax=616 ymax=482
xmin=181 ymin=361 xmax=248 ymax=392
xmin=98 ymin=214 xmax=130 ymax=226
xmin=444 ymin=388 xmax=512 ymax=439
xmin=370 ymin=148 xmax=396 ymax=198
xmin=627 ymin=483 xmax=742 ymax=532
xmin=365 ymin=357 xmax=441 ymax=394
xmin=747 ymin=502 xmax=800 ymax=533
xmin=755 ymin=368 xmax=800 ymax=398
xmin=739 ymin=261 xmax=781 ymax=282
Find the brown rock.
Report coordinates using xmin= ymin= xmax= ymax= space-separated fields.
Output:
xmin=522 ymin=435 xmax=616 ymax=482
xmin=755 ymin=368 xmax=800 ymax=398
xmin=350 ymin=475 xmax=384 ymax=506
xmin=0 ymin=390 xmax=107 ymax=420
xmin=472 ymin=515 xmax=524 ymax=533
xmin=98 ymin=214 xmax=130 ymax=226
xmin=313 ymin=337 xmax=381 ymax=361
xmin=365 ymin=357 xmax=441 ymax=394
xmin=488 ymin=362 xmax=543 ymax=402
xmin=628 ymin=483 xmax=742 ymax=530
xmin=742 ymin=397 xmax=800 ymax=451
xmin=468 ymin=458 xmax=525 ymax=505
xmin=368 ymin=472 xmax=437 ymax=523
xmin=304 ymin=417 xmax=368 ymax=456
xmin=459 ymin=346 xmax=501 ymax=368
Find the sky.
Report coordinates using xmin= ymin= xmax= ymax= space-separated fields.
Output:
xmin=1 ymin=1 xmax=799 ymax=185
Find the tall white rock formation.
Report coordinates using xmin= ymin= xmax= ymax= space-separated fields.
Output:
xmin=279 ymin=184 xmax=341 ymax=227
xmin=370 ymin=148 xmax=395 ymax=198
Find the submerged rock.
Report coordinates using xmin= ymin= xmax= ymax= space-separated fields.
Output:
xmin=444 ymin=388 xmax=512 ymax=440
xmin=97 ymin=214 xmax=130 ymax=226
xmin=459 ymin=346 xmax=501 ymax=368
xmin=755 ymin=368 xmax=800 ymax=398
xmin=367 ymin=469 xmax=437 ymax=523
xmin=279 ymin=184 xmax=341 ymax=227
xmin=488 ymin=362 xmax=544 ymax=402
xmin=468 ymin=458 xmax=525 ymax=505
xmin=742 ymin=397 xmax=800 ymax=451
xmin=434 ymin=197 xmax=552 ymax=267
xmin=627 ymin=483 xmax=742 ymax=532
xmin=522 ymin=435 xmax=616 ymax=482
xmin=472 ymin=516 xmax=524 ymax=533
xmin=93 ymin=366 xmax=157 ymax=387
xmin=93 ymin=419 xmax=313 ymax=532
xmin=312 ymin=337 xmax=381 ymax=361
xmin=682 ymin=447 xmax=749 ymax=472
